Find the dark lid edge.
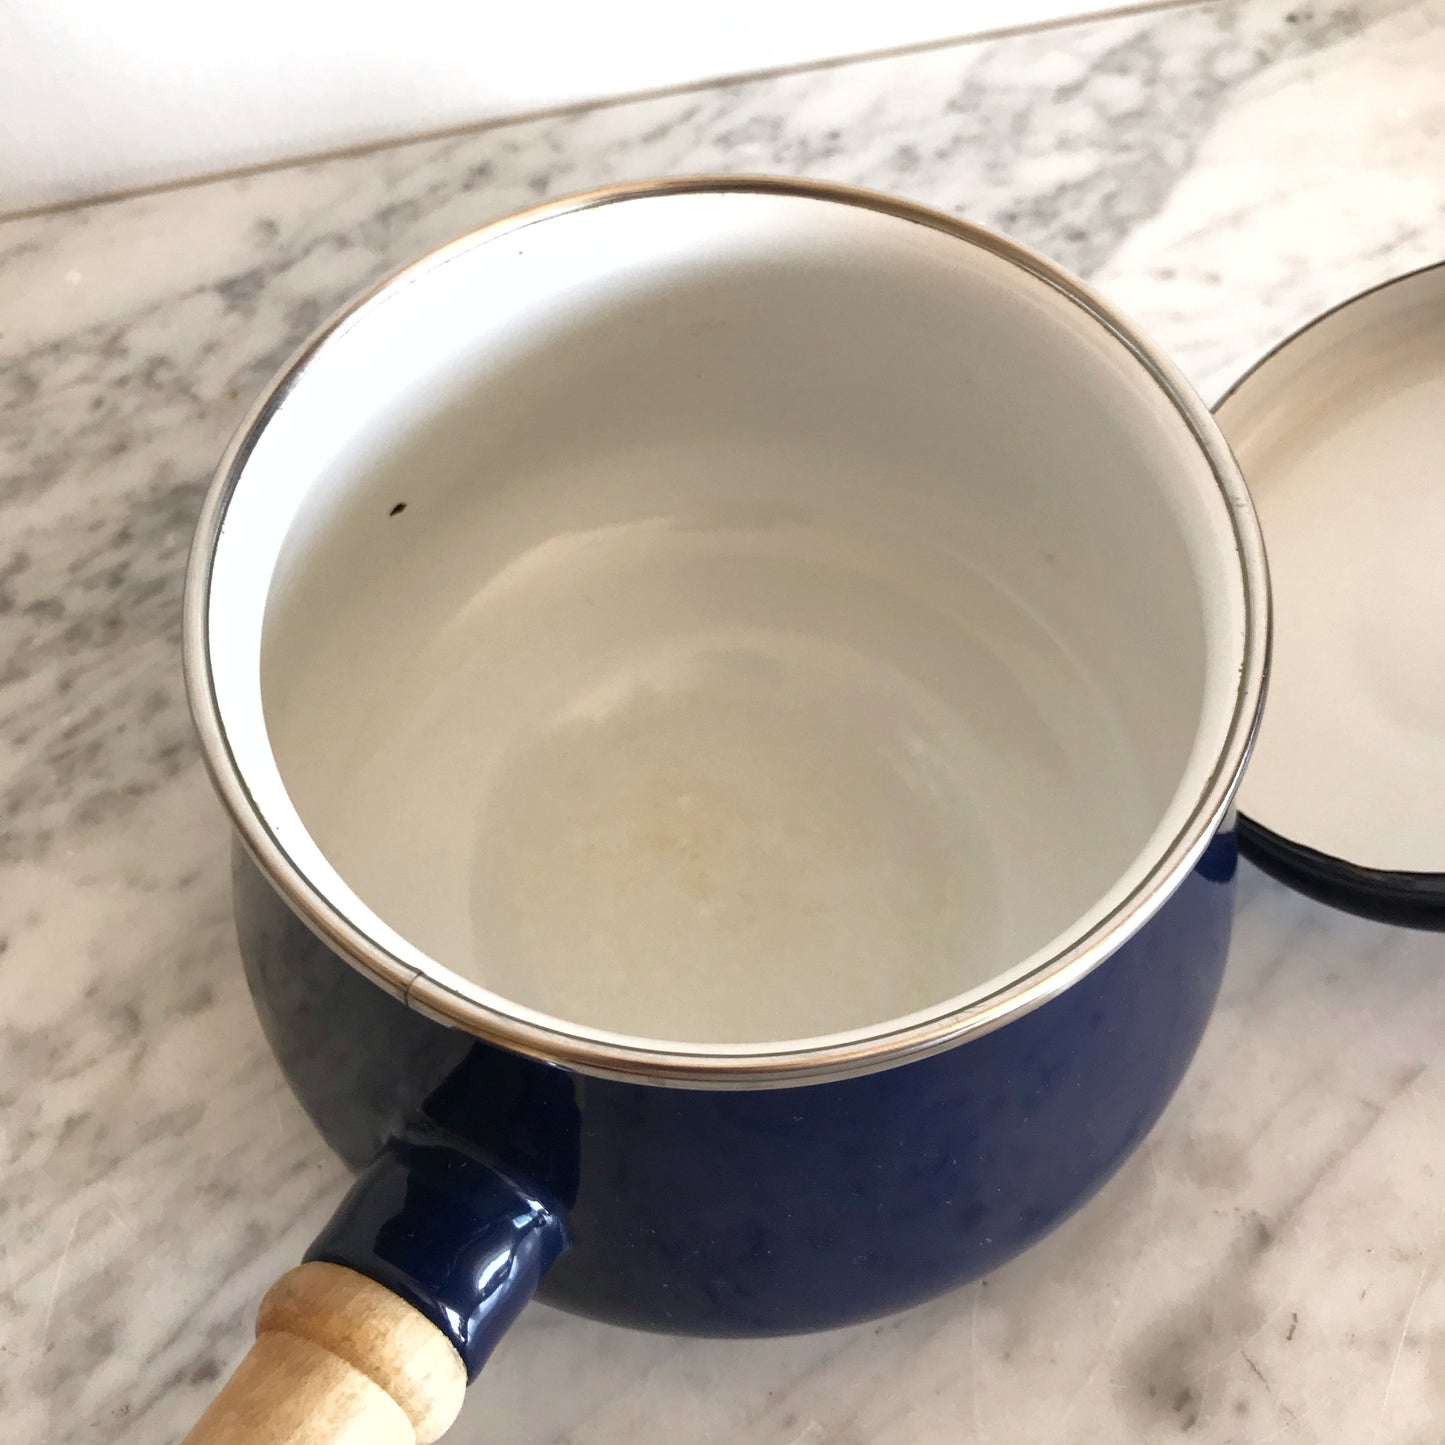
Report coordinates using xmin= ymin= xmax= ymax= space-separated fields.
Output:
xmin=1238 ymin=816 xmax=1445 ymax=931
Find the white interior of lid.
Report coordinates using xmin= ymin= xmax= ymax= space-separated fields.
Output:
xmin=206 ymin=188 xmax=1249 ymax=1049
xmin=1220 ymin=266 xmax=1445 ymax=875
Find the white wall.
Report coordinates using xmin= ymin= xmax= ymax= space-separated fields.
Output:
xmin=0 ymin=1 xmax=1122 ymax=215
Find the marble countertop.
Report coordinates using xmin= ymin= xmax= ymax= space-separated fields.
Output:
xmin=3 ymin=1 xmax=1444 ymax=1440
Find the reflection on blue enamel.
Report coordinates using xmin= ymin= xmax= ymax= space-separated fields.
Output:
xmin=303 ymin=1128 xmax=569 ymax=1379
xmin=237 ymin=830 xmax=1236 ymax=1357
xmin=1195 ymin=827 xmax=1238 ymax=884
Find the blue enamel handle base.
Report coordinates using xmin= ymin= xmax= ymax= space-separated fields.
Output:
xmin=305 ymin=1124 xmax=569 ymax=1380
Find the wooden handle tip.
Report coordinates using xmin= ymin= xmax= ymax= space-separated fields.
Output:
xmin=182 ymin=1263 xmax=466 ymax=1445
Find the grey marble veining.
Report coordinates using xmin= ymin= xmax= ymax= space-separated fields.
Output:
xmin=2 ymin=1 xmax=1444 ymax=1441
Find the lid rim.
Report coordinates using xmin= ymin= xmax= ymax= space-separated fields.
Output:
xmin=1218 ymin=257 xmax=1445 ymax=934
xmin=1238 ymin=816 xmax=1445 ymax=932
xmin=1212 ymin=257 xmax=1445 ymax=412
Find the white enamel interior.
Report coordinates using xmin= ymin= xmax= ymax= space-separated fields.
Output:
xmin=207 ymin=187 xmax=1249 ymax=1049
xmin=1220 ymin=265 xmax=1445 ymax=875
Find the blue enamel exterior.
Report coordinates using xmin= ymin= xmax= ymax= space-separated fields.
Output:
xmin=236 ymin=830 xmax=1236 ymax=1364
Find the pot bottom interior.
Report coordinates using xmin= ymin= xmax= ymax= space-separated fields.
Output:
xmin=272 ymin=501 xmax=1157 ymax=1042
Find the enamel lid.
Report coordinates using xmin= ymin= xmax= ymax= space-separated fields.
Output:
xmin=1215 ymin=262 xmax=1445 ymax=930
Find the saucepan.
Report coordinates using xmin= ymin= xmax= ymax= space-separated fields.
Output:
xmin=179 ymin=176 xmax=1270 ymax=1443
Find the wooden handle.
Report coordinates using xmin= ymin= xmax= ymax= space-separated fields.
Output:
xmin=181 ymin=1262 xmax=467 ymax=1445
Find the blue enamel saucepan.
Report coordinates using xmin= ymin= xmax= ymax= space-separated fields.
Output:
xmin=179 ymin=177 xmax=1270 ymax=1444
